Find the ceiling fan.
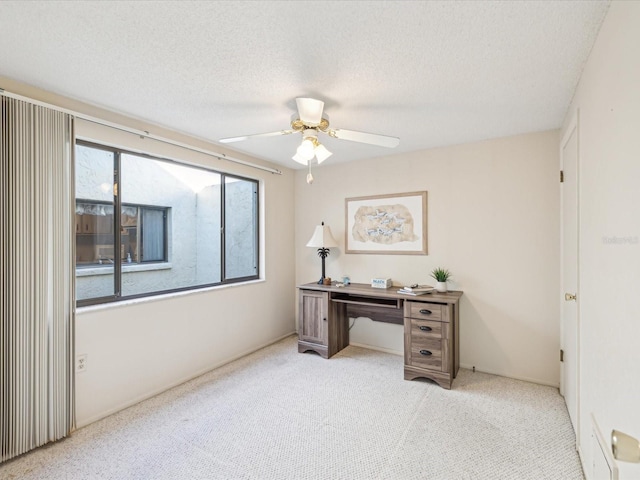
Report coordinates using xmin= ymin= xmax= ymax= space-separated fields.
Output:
xmin=219 ymin=98 xmax=400 ymax=167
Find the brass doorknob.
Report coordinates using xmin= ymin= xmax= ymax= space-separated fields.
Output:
xmin=612 ymin=429 xmax=640 ymax=463
xmin=564 ymin=293 xmax=577 ymax=301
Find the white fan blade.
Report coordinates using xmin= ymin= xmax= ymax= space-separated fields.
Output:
xmin=296 ymin=98 xmax=324 ymax=125
xmin=328 ymin=128 xmax=399 ymax=148
xmin=219 ymin=130 xmax=294 ymax=143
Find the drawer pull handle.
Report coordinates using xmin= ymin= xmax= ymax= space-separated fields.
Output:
xmin=419 ymin=309 xmax=432 ymax=315
xmin=419 ymin=326 xmax=432 ymax=332
xmin=323 ymin=317 xmax=327 ymax=322
xmin=419 ymin=350 xmax=433 ymax=356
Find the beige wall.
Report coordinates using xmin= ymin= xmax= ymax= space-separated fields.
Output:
xmin=560 ymin=2 xmax=640 ymax=478
xmin=1 ymin=76 xmax=297 ymax=427
xmin=295 ymin=130 xmax=561 ymax=386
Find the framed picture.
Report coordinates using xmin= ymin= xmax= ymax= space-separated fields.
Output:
xmin=345 ymin=191 xmax=428 ymax=255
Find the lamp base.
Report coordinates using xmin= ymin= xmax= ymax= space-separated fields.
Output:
xmin=317 ymin=277 xmax=324 ymax=285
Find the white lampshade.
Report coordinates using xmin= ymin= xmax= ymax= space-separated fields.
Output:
xmin=296 ymin=138 xmax=315 ymax=160
xmin=306 ymin=222 xmax=338 ymax=248
xmin=292 ymin=152 xmax=309 ymax=165
xmin=314 ymin=143 xmax=332 ymax=164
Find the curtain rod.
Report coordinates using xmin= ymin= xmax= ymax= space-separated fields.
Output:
xmin=0 ymin=88 xmax=283 ymax=175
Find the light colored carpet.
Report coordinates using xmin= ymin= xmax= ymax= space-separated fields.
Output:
xmin=0 ymin=335 xmax=583 ymax=480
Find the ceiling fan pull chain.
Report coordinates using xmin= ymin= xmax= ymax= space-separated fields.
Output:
xmin=306 ymin=162 xmax=314 ymax=184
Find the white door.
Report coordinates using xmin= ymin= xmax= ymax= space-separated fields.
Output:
xmin=560 ymin=113 xmax=579 ymax=442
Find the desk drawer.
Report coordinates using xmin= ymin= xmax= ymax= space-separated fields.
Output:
xmin=406 ymin=302 xmax=442 ymax=321
xmin=409 ymin=337 xmax=442 ymax=370
xmin=410 ymin=319 xmax=442 ymax=340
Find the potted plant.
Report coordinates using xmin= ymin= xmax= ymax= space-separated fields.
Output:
xmin=430 ymin=267 xmax=451 ymax=293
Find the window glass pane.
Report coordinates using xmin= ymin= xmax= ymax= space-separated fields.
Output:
xmin=75 ymin=145 xmax=115 ymax=302
xmin=224 ymin=177 xmax=258 ymax=279
xmin=120 ymin=153 xmax=221 ymax=296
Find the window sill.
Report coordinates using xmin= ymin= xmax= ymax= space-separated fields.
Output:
xmin=76 ymin=277 xmax=265 ymax=313
xmin=76 ymin=262 xmax=172 ymax=277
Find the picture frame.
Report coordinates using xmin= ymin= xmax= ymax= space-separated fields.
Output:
xmin=345 ymin=191 xmax=428 ymax=255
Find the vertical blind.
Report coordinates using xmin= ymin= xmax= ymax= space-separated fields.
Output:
xmin=1 ymin=96 xmax=75 ymax=462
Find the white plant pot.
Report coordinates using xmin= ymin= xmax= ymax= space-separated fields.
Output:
xmin=435 ymin=281 xmax=448 ymax=293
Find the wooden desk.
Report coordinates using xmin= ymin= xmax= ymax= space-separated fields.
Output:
xmin=297 ymin=282 xmax=463 ymax=389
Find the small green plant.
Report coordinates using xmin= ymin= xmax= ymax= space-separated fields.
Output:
xmin=430 ymin=267 xmax=452 ymax=283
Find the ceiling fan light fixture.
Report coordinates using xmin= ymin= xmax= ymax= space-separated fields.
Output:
xmin=296 ymin=137 xmax=315 ymax=160
xmin=314 ymin=143 xmax=332 ymax=164
xmin=292 ymin=152 xmax=309 ymax=165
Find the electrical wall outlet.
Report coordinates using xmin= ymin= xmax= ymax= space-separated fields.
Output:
xmin=76 ymin=354 xmax=87 ymax=373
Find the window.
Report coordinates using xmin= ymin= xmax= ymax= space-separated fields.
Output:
xmin=75 ymin=201 xmax=168 ymax=266
xmin=75 ymin=141 xmax=259 ymax=305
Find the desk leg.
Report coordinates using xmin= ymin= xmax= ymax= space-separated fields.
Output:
xmin=330 ymin=300 xmax=349 ymax=356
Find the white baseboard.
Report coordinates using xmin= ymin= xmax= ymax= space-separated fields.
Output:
xmin=460 ymin=362 xmax=559 ymax=388
xmin=76 ymin=331 xmax=297 ymax=429
xmin=348 ymin=342 xmax=403 ymax=356
xmin=578 ymin=443 xmax=589 ymax=480
xmin=341 ymin=347 xmax=559 ymax=388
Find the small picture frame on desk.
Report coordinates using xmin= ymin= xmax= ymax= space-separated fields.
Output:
xmin=345 ymin=191 xmax=428 ymax=255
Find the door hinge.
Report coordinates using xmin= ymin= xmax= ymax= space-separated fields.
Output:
xmin=560 ymin=349 xmax=564 ymax=362
xmin=560 ymin=170 xmax=564 ymax=183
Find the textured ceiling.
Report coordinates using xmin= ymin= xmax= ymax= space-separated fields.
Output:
xmin=0 ymin=1 xmax=609 ymax=169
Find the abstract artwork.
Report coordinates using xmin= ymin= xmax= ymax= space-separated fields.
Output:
xmin=345 ymin=191 xmax=427 ymax=254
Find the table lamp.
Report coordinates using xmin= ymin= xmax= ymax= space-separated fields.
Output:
xmin=306 ymin=221 xmax=338 ymax=284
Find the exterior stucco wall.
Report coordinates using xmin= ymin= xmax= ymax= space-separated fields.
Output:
xmin=195 ymin=184 xmax=221 ymax=285
xmin=119 ymin=154 xmax=199 ymax=297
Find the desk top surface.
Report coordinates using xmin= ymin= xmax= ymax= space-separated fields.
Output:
xmin=298 ymin=282 xmax=462 ymax=304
